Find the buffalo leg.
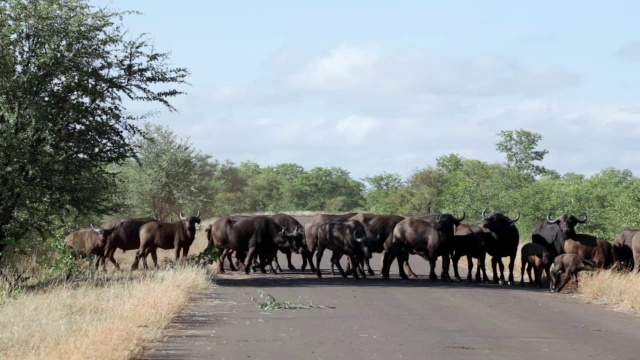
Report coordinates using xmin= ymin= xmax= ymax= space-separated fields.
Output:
xmin=244 ymin=247 xmax=257 ymax=274
xmin=150 ymin=249 xmax=159 ymax=269
xmin=217 ymin=248 xmax=227 ymax=273
xmin=284 ymin=249 xmax=296 ymax=270
xmin=491 ymin=257 xmax=499 ymax=283
xmin=555 ymin=272 xmax=571 ymax=292
xmin=452 ymin=253 xmax=462 ymax=281
xmin=131 ymin=252 xmax=141 ymax=271
xmin=315 ymin=246 xmax=325 ymax=278
xmin=226 ymin=249 xmax=238 ymax=271
xmin=441 ymin=253 xmax=452 ymax=281
xmin=174 ymin=247 xmax=181 ymax=267
xmin=467 ymin=256 xmax=474 ymax=282
xmin=107 ymin=248 xmax=120 ymax=271
xmin=363 ymin=258 xmax=375 ymax=276
xmin=520 ymin=256 xmax=526 ymax=285
xmin=349 ymin=255 xmax=361 ymax=280
xmin=403 ymin=258 xmax=418 ymax=278
xmin=507 ymin=254 xmax=516 ymax=285
xmin=332 ymin=252 xmax=348 ymax=279
xmin=428 ymin=254 xmax=438 ymax=280
xmin=272 ymin=252 xmax=283 ymax=272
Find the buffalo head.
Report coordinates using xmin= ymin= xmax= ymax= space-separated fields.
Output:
xmin=90 ymin=224 xmax=115 ymax=244
xmin=434 ymin=212 xmax=466 ymax=234
xmin=179 ymin=210 xmax=202 ymax=237
xmin=352 ymin=229 xmax=379 ymax=260
xmin=481 ymin=209 xmax=520 ymax=232
xmin=280 ymin=225 xmax=304 ymax=254
xmin=546 ymin=213 xmax=587 ymax=237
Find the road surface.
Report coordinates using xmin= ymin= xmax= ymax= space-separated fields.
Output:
xmin=141 ymin=219 xmax=639 ymax=360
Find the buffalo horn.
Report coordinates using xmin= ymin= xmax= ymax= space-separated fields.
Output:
xmin=353 ymin=230 xmax=365 ymax=243
xmin=546 ymin=213 xmax=560 ymax=224
xmin=509 ymin=210 xmax=520 ymax=223
xmin=456 ymin=211 xmax=466 ymax=222
xmin=179 ymin=211 xmax=185 ymax=220
xmin=482 ymin=208 xmax=489 ymax=220
xmin=436 ymin=214 xmax=441 ymax=222
xmin=294 ymin=225 xmax=302 ymax=234
xmin=197 ymin=210 xmax=201 ymax=218
xmin=578 ymin=214 xmax=588 ymax=223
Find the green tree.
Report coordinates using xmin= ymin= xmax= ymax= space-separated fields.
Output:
xmin=116 ymin=124 xmax=214 ymax=221
xmin=0 ymin=0 xmax=188 ymax=258
xmin=496 ymin=129 xmax=555 ymax=178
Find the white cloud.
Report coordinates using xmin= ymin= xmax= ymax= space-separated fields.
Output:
xmin=155 ymin=44 xmax=640 ymax=180
xmin=616 ymin=40 xmax=640 ymax=61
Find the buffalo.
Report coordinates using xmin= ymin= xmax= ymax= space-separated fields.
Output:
xmin=520 ymin=243 xmax=553 ymax=288
xmin=268 ymin=214 xmax=305 ymax=271
xmin=132 ymin=212 xmax=201 ymax=270
xmin=550 ymin=254 xmax=594 ymax=292
xmin=64 ymin=227 xmax=110 ymax=270
xmin=348 ymin=213 xmax=404 ymax=275
xmin=315 ymin=219 xmax=376 ymax=280
xmin=481 ymin=209 xmax=520 ymax=285
xmin=94 ymin=217 xmax=157 ymax=270
xmin=532 ymin=213 xmax=588 ymax=255
xmin=631 ymin=232 xmax=640 ymax=273
xmin=303 ymin=213 xmax=358 ymax=273
xmin=451 ymin=223 xmax=491 ymax=283
xmin=612 ymin=229 xmax=638 ymax=271
xmin=562 ymin=235 xmax=613 ymax=269
xmin=382 ymin=214 xmax=463 ymax=280
xmin=209 ymin=215 xmax=295 ymax=274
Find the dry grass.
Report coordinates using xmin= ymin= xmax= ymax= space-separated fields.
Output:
xmin=0 ymin=268 xmax=210 ymax=360
xmin=577 ymin=271 xmax=640 ymax=313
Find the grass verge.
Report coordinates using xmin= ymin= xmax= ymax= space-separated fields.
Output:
xmin=577 ymin=271 xmax=640 ymax=314
xmin=0 ymin=268 xmax=210 ymax=360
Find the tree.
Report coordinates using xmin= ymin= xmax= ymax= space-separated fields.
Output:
xmin=496 ymin=129 xmax=555 ymax=178
xmin=0 ymin=0 xmax=188 ymax=258
xmin=116 ymin=124 xmax=214 ymax=221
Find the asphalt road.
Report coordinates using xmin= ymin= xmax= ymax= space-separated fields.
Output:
xmin=141 ymin=219 xmax=640 ymax=360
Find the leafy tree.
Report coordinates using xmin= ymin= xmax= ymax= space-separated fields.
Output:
xmin=116 ymin=124 xmax=214 ymax=221
xmin=0 ymin=0 xmax=188 ymax=259
xmin=496 ymin=129 xmax=555 ymax=178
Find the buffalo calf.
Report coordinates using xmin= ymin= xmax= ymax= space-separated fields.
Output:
xmin=550 ymin=254 xmax=594 ymax=292
xmin=519 ymin=243 xmax=553 ymax=287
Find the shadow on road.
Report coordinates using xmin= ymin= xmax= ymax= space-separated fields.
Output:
xmin=213 ymin=271 xmax=556 ymax=293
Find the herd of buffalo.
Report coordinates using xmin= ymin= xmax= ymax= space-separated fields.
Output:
xmin=65 ymin=210 xmax=640 ymax=292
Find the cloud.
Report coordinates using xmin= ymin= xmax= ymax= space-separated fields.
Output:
xmin=616 ymin=40 xmax=640 ymax=61
xmin=281 ymin=44 xmax=579 ymax=98
xmin=155 ymin=44 xmax=640 ymax=180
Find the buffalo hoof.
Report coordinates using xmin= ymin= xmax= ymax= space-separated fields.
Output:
xmin=368 ymin=269 xmax=375 ymax=276
xmin=498 ymin=279 xmax=505 ymax=285
xmin=288 ymin=265 xmax=296 ymax=271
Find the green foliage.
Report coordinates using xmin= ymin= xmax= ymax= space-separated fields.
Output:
xmin=245 ymin=290 xmax=335 ymax=310
xmin=0 ymin=0 xmax=188 ymax=256
xmin=187 ymin=245 xmax=221 ymax=268
xmin=496 ymin=129 xmax=556 ymax=178
xmin=115 ymin=123 xmax=214 ymax=220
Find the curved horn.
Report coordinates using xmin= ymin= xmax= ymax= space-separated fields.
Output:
xmin=280 ymin=226 xmax=287 ymax=235
xmin=294 ymin=225 xmax=302 ymax=234
xmin=546 ymin=213 xmax=560 ymax=224
xmin=456 ymin=211 xmax=466 ymax=222
xmin=197 ymin=210 xmax=201 ymax=218
xmin=179 ymin=211 xmax=185 ymax=220
xmin=577 ymin=214 xmax=588 ymax=223
xmin=509 ymin=210 xmax=520 ymax=223
xmin=436 ymin=214 xmax=441 ymax=222
xmin=90 ymin=224 xmax=97 ymax=232
xmin=353 ymin=229 xmax=365 ymax=243
xmin=482 ymin=208 xmax=490 ymax=220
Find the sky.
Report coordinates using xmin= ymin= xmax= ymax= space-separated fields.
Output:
xmin=95 ymin=0 xmax=640 ymax=180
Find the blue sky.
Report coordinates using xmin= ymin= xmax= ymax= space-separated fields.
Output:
xmin=96 ymin=0 xmax=640 ymax=179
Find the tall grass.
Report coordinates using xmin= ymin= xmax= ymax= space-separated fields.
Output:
xmin=577 ymin=271 xmax=640 ymax=313
xmin=0 ymin=268 xmax=210 ymax=360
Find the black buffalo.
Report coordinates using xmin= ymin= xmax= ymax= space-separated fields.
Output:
xmin=132 ymin=212 xmax=201 ymax=270
xmin=612 ymin=229 xmax=638 ymax=270
xmin=268 ymin=214 xmax=305 ymax=271
xmin=92 ymin=217 xmax=157 ymax=270
xmin=303 ymin=213 xmax=358 ymax=272
xmin=532 ymin=213 xmax=587 ymax=255
xmin=481 ymin=209 xmax=520 ymax=285
xmin=315 ymin=219 xmax=376 ymax=280
xmin=348 ymin=213 xmax=404 ymax=275
xmin=209 ymin=215 xmax=295 ymax=274
xmin=382 ymin=214 xmax=463 ymax=280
